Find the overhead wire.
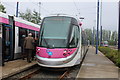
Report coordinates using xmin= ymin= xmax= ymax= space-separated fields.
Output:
xmin=73 ymin=0 xmax=81 ymax=17
xmin=32 ymin=3 xmax=52 ymax=14
xmin=2 ymin=2 xmax=97 ymax=18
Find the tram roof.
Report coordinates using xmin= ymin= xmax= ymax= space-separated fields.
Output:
xmin=43 ymin=15 xmax=80 ymax=26
xmin=44 ymin=15 xmax=79 ymax=20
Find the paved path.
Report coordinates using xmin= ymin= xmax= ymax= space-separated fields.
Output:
xmin=76 ymin=46 xmax=118 ymax=79
xmin=118 ymin=68 xmax=120 ymax=80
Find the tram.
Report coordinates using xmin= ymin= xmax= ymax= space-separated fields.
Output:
xmin=0 ymin=12 xmax=40 ymax=62
xmin=101 ymin=41 xmax=108 ymax=47
xmin=36 ymin=16 xmax=88 ymax=68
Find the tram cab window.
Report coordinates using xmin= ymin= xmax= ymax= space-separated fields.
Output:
xmin=69 ymin=25 xmax=79 ymax=48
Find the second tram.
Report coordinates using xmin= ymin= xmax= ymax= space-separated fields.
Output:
xmin=0 ymin=12 xmax=40 ymax=62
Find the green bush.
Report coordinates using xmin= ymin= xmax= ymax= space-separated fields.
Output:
xmin=108 ymin=40 xmax=117 ymax=46
xmin=98 ymin=46 xmax=119 ymax=68
xmin=117 ymin=51 xmax=120 ymax=67
xmin=98 ymin=47 xmax=112 ymax=54
xmin=116 ymin=58 xmax=120 ymax=67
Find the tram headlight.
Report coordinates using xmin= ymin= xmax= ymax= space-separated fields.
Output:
xmin=64 ymin=50 xmax=67 ymax=53
xmin=63 ymin=50 xmax=67 ymax=57
xmin=37 ymin=49 xmax=40 ymax=51
xmin=63 ymin=53 xmax=67 ymax=56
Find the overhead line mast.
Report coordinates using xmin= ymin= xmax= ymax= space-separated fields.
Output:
xmin=96 ymin=0 xmax=100 ymax=54
xmin=39 ymin=2 xmax=41 ymax=18
xmin=16 ymin=2 xmax=19 ymax=17
xmin=118 ymin=1 xmax=120 ymax=51
xmin=100 ymin=0 xmax=102 ymax=46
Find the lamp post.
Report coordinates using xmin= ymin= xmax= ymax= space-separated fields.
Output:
xmin=96 ymin=0 xmax=100 ymax=54
xmin=92 ymin=27 xmax=95 ymax=46
xmin=118 ymin=1 xmax=120 ymax=51
xmin=100 ymin=0 xmax=102 ymax=46
xmin=16 ymin=2 xmax=19 ymax=17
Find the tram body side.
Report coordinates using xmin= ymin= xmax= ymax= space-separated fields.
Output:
xmin=0 ymin=12 xmax=40 ymax=61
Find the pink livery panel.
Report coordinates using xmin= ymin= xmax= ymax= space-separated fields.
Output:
xmin=36 ymin=47 xmax=77 ymax=58
xmin=15 ymin=21 xmax=39 ymax=31
xmin=0 ymin=17 xmax=39 ymax=31
xmin=0 ymin=17 xmax=9 ymax=24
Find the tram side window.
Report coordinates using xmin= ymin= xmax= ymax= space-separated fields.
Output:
xmin=36 ymin=31 xmax=39 ymax=38
xmin=82 ymin=32 xmax=86 ymax=45
xmin=75 ymin=26 xmax=80 ymax=45
xmin=29 ymin=30 xmax=35 ymax=38
xmin=19 ymin=27 xmax=27 ymax=46
xmin=5 ymin=27 xmax=10 ymax=45
xmin=82 ymin=32 xmax=85 ymax=45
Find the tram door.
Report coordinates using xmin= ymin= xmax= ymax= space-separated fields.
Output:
xmin=2 ymin=24 xmax=11 ymax=61
xmin=0 ymin=24 xmax=2 ymax=66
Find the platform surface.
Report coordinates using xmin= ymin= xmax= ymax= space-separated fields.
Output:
xmin=1 ymin=59 xmax=37 ymax=79
xmin=76 ymin=46 xmax=119 ymax=80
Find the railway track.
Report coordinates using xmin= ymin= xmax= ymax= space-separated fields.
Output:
xmin=19 ymin=68 xmax=40 ymax=80
xmin=19 ymin=67 xmax=72 ymax=80
xmin=109 ymin=46 xmax=118 ymax=50
xmin=4 ymin=49 xmax=88 ymax=80
xmin=3 ymin=63 xmax=80 ymax=80
xmin=3 ymin=64 xmax=72 ymax=80
xmin=2 ymin=64 xmax=40 ymax=80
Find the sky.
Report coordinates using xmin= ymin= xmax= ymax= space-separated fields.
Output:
xmin=1 ymin=0 xmax=119 ymax=31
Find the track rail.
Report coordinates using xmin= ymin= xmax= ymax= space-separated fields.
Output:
xmin=2 ymin=65 xmax=40 ymax=80
xmin=58 ymin=68 xmax=72 ymax=80
xmin=109 ymin=46 xmax=118 ymax=50
xmin=19 ymin=69 xmax=40 ymax=80
xmin=58 ymin=48 xmax=89 ymax=80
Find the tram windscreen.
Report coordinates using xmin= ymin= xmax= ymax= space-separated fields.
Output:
xmin=39 ymin=17 xmax=71 ymax=48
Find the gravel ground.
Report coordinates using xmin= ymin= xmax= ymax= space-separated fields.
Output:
xmin=29 ymin=65 xmax=81 ymax=80
xmin=29 ymin=68 xmax=65 ymax=79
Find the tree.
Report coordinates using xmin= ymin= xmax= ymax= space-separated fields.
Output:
xmin=19 ymin=9 xmax=32 ymax=22
xmin=102 ymin=30 xmax=110 ymax=41
xmin=31 ymin=10 xmax=41 ymax=24
xmin=0 ymin=4 xmax=6 ymax=13
xmin=111 ymin=31 xmax=118 ymax=41
xmin=19 ymin=9 xmax=41 ymax=24
xmin=84 ymin=29 xmax=92 ymax=45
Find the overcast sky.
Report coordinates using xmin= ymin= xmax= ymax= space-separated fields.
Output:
xmin=1 ymin=0 xmax=119 ymax=31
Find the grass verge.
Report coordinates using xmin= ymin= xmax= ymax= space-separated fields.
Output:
xmin=98 ymin=46 xmax=120 ymax=68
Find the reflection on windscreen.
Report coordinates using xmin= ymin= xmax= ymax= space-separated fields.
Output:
xmin=43 ymin=17 xmax=71 ymax=38
xmin=41 ymin=38 xmax=67 ymax=48
xmin=40 ymin=17 xmax=71 ymax=48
